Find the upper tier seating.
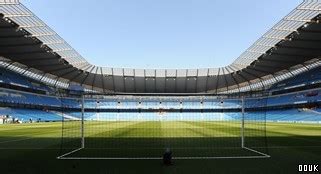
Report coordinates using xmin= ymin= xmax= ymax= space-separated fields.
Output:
xmin=0 ymin=69 xmax=32 ymax=88
xmin=1 ymin=88 xmax=321 ymax=109
xmin=271 ymin=66 xmax=321 ymax=91
xmin=0 ymin=68 xmax=52 ymax=93
xmin=267 ymin=89 xmax=321 ymax=106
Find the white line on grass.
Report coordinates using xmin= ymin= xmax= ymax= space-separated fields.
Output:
xmin=57 ymin=147 xmax=83 ymax=159
xmin=243 ymin=146 xmax=270 ymax=157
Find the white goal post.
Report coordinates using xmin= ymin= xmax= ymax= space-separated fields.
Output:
xmin=58 ymin=95 xmax=270 ymax=160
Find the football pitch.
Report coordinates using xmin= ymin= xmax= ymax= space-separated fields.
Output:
xmin=0 ymin=121 xmax=320 ymax=174
xmin=60 ymin=121 xmax=268 ymax=159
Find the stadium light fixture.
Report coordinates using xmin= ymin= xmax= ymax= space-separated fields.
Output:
xmin=303 ymin=23 xmax=309 ymax=28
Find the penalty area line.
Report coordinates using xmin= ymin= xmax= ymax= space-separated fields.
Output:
xmin=243 ymin=147 xmax=270 ymax=158
xmin=57 ymin=147 xmax=83 ymax=159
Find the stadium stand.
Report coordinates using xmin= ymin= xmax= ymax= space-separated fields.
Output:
xmin=271 ymin=66 xmax=321 ymax=91
xmin=2 ymin=106 xmax=321 ymax=123
xmin=266 ymin=109 xmax=321 ymax=123
xmin=0 ymin=107 xmax=61 ymax=122
xmin=0 ymin=68 xmax=53 ymax=94
xmin=0 ymin=68 xmax=32 ymax=88
xmin=0 ymin=89 xmax=60 ymax=106
xmin=1 ymin=76 xmax=321 ymax=124
xmin=0 ymin=0 xmax=320 ymax=129
xmin=1 ymin=86 xmax=321 ymax=109
xmin=1 ymin=0 xmax=321 ymax=171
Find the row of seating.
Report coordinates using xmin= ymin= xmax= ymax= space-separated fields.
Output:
xmin=0 ymin=69 xmax=52 ymax=92
xmin=2 ymin=107 xmax=321 ymax=123
xmin=247 ymin=109 xmax=321 ymax=123
xmin=0 ymin=89 xmax=61 ymax=107
xmin=0 ymin=107 xmax=62 ymax=122
xmin=272 ymin=66 xmax=321 ymax=91
xmin=267 ymin=89 xmax=321 ymax=106
xmin=1 ymin=88 xmax=321 ymax=109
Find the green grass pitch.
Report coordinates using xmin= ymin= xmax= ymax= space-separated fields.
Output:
xmin=60 ymin=121 xmax=269 ymax=158
xmin=0 ymin=121 xmax=320 ymax=174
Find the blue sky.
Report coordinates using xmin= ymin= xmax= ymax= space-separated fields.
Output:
xmin=22 ymin=0 xmax=302 ymax=69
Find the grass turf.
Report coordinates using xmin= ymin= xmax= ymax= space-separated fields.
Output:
xmin=60 ymin=121 xmax=266 ymax=158
xmin=0 ymin=121 xmax=320 ymax=174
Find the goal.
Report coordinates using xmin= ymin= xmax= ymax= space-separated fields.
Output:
xmin=57 ymin=95 xmax=269 ymax=159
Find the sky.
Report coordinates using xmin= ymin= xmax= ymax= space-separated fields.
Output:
xmin=22 ymin=0 xmax=302 ymax=69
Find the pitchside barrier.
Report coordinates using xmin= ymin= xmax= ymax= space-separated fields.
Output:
xmin=58 ymin=95 xmax=269 ymax=160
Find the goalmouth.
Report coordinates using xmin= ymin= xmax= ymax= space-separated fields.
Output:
xmin=57 ymin=95 xmax=270 ymax=160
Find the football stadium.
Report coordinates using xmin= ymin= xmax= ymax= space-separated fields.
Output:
xmin=0 ymin=0 xmax=321 ymax=173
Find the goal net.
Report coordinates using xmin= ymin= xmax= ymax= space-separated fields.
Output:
xmin=58 ymin=95 xmax=269 ymax=159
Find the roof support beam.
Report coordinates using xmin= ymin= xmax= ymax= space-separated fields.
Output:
xmin=4 ymin=61 xmax=14 ymax=68
xmin=230 ymin=73 xmax=241 ymax=93
xmin=175 ymin=70 xmax=178 ymax=93
xmin=195 ymin=69 xmax=199 ymax=93
xmin=215 ymin=68 xmax=220 ymax=95
xmin=39 ymin=73 xmax=48 ymax=83
xmin=111 ymin=68 xmax=116 ymax=92
xmin=225 ymin=67 xmax=240 ymax=93
xmin=91 ymin=67 xmax=98 ymax=91
xmin=301 ymin=63 xmax=311 ymax=71
xmin=80 ymin=72 xmax=90 ymax=86
xmin=242 ymin=69 xmax=265 ymax=89
xmin=154 ymin=70 xmax=157 ymax=93
xmin=184 ymin=70 xmax=188 ymax=93
xmin=236 ymin=72 xmax=252 ymax=91
xmin=100 ymin=68 xmax=106 ymax=94
xmin=143 ymin=70 xmax=146 ymax=93
xmin=80 ymin=66 xmax=95 ymax=85
xmin=21 ymin=67 xmax=31 ymax=75
xmin=205 ymin=69 xmax=210 ymax=93
xmin=222 ymin=68 xmax=229 ymax=92
xmin=164 ymin=70 xmax=167 ymax=93
xmin=133 ymin=69 xmax=137 ymax=93
xmin=53 ymin=77 xmax=61 ymax=88
xmin=122 ymin=69 xmax=126 ymax=93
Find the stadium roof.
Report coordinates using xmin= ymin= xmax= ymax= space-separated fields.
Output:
xmin=1 ymin=0 xmax=321 ymax=94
